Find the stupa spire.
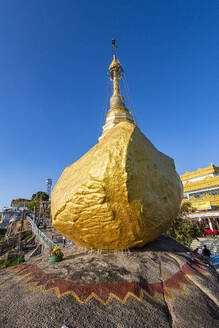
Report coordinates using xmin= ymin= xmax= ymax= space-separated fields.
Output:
xmin=108 ymin=39 xmax=125 ymax=109
xmin=112 ymin=38 xmax=116 ymax=58
xmin=99 ymin=39 xmax=135 ymax=140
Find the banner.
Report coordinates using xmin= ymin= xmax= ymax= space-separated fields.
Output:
xmin=191 ymin=201 xmax=211 ymax=210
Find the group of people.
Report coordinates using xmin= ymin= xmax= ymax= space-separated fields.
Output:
xmin=35 ymin=218 xmax=47 ymax=230
xmin=194 ymin=245 xmax=211 ymax=258
xmin=51 ymin=228 xmax=67 ymax=247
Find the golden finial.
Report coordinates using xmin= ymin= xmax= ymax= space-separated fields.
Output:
xmin=112 ymin=39 xmax=117 ymax=58
xmin=108 ymin=39 xmax=125 ymax=109
xmin=108 ymin=39 xmax=124 ymax=80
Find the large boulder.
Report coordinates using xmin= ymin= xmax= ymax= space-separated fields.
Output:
xmin=51 ymin=122 xmax=182 ymax=250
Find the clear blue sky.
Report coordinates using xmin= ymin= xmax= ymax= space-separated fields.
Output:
xmin=0 ymin=0 xmax=218 ymax=209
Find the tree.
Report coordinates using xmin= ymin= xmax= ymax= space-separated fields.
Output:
xmin=28 ymin=192 xmax=50 ymax=219
xmin=167 ymin=201 xmax=205 ymax=247
xmin=27 ymin=201 xmax=38 ymax=212
xmin=31 ymin=192 xmax=49 ymax=202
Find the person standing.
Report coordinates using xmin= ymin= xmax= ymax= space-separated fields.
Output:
xmin=51 ymin=228 xmax=55 ymax=242
xmin=202 ymin=245 xmax=211 ymax=258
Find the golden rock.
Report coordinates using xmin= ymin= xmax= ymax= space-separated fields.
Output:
xmin=51 ymin=122 xmax=182 ymax=250
xmin=51 ymin=40 xmax=182 ymax=250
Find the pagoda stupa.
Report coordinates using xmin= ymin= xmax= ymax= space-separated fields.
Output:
xmin=51 ymin=40 xmax=182 ymax=250
xmin=99 ymin=39 xmax=134 ymax=140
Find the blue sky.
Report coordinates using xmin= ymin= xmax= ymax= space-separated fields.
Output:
xmin=0 ymin=0 xmax=218 ymax=209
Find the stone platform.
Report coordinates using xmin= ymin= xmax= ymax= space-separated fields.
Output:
xmin=0 ymin=235 xmax=218 ymax=328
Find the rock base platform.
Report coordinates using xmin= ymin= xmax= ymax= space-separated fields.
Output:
xmin=0 ymin=235 xmax=218 ymax=328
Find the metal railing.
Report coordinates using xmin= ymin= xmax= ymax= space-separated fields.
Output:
xmin=26 ymin=216 xmax=54 ymax=250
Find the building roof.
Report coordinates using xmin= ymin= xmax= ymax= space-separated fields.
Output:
xmin=183 ymin=175 xmax=219 ymax=192
xmin=180 ymin=163 xmax=219 ymax=181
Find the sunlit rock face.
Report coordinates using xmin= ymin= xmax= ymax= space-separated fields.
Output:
xmin=51 ymin=122 xmax=182 ymax=250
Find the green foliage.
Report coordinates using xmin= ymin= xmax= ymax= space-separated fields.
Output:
xmin=168 ymin=201 xmax=204 ymax=247
xmin=27 ymin=201 xmax=38 ymax=212
xmin=0 ymin=255 xmax=25 ymax=270
xmin=168 ymin=217 xmax=203 ymax=247
xmin=31 ymin=191 xmax=49 ymax=202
